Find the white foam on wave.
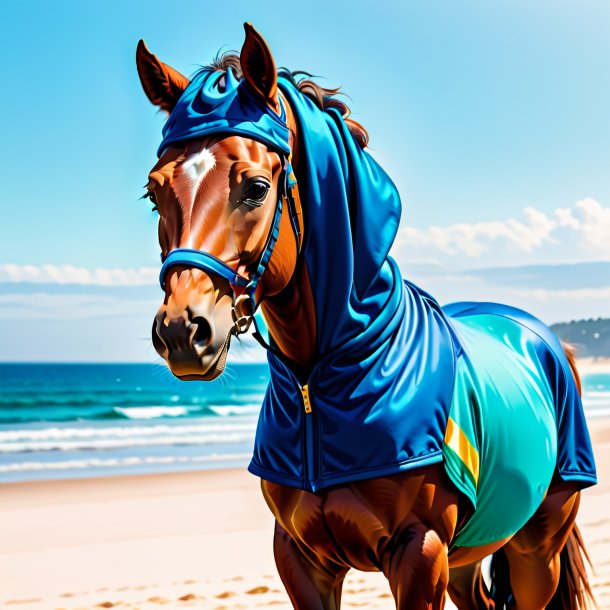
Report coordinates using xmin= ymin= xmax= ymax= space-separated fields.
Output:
xmin=0 ymin=421 xmax=257 ymax=442
xmin=585 ymin=406 xmax=610 ymax=419
xmin=0 ymin=431 xmax=256 ymax=453
xmin=0 ymin=452 xmax=252 ymax=473
xmin=208 ymin=404 xmax=261 ymax=416
xmin=114 ymin=406 xmax=188 ymax=419
xmin=582 ymin=392 xmax=610 ymax=411
xmin=583 ymin=390 xmax=610 ymax=399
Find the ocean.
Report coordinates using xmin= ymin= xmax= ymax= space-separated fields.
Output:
xmin=0 ymin=363 xmax=267 ymax=483
xmin=0 ymin=363 xmax=609 ymax=483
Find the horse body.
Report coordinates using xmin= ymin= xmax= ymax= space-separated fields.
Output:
xmin=264 ymin=463 xmax=460 ymax=608
xmin=136 ymin=24 xmax=596 ymax=609
xmin=257 ymin=287 xmax=593 ymax=608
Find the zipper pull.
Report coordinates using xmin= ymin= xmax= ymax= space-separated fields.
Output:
xmin=301 ymin=384 xmax=312 ymax=414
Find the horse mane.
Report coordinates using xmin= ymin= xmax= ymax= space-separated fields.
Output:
xmin=203 ymin=51 xmax=369 ymax=148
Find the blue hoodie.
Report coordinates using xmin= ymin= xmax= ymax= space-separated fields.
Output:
xmin=158 ymin=70 xmax=596 ymax=548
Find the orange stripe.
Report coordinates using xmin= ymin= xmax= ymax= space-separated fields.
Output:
xmin=444 ymin=417 xmax=480 ymax=486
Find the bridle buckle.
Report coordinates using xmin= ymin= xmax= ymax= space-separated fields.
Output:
xmin=232 ymin=293 xmax=255 ymax=335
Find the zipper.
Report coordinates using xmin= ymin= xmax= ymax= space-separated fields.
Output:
xmin=300 ymin=383 xmax=317 ymax=489
xmin=301 ymin=384 xmax=312 ymax=413
xmin=267 ymin=350 xmax=323 ymax=491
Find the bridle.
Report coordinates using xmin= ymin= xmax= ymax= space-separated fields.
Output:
xmin=158 ymin=155 xmax=302 ymax=340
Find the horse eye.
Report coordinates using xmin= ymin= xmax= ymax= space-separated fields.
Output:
xmin=242 ymin=181 xmax=270 ymax=206
xmin=141 ymin=191 xmax=158 ymax=212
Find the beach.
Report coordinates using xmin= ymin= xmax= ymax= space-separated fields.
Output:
xmin=1 ymin=416 xmax=608 ymax=610
xmin=576 ymin=357 xmax=610 ymax=376
xmin=0 ymin=468 xmax=395 ymax=609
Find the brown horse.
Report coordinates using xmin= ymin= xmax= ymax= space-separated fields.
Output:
xmin=136 ymin=24 xmax=594 ymax=609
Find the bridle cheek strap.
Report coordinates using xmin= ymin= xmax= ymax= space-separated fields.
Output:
xmin=158 ymin=158 xmax=301 ymax=338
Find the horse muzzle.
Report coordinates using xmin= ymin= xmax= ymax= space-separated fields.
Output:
xmin=152 ymin=309 xmax=231 ymax=380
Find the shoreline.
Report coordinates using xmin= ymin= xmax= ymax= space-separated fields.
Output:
xmin=2 ymin=420 xmax=610 ymax=609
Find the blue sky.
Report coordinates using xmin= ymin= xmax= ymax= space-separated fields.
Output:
xmin=1 ymin=0 xmax=609 ymax=361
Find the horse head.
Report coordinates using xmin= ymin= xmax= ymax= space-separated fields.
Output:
xmin=136 ymin=25 xmax=303 ymax=380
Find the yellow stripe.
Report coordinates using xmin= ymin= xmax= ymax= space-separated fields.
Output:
xmin=444 ymin=417 xmax=480 ymax=486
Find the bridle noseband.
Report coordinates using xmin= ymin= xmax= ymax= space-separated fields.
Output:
xmin=158 ymin=156 xmax=301 ymax=338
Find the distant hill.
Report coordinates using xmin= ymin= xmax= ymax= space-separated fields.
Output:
xmin=550 ymin=318 xmax=610 ymax=358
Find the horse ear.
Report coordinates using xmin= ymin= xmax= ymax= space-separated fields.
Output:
xmin=240 ymin=23 xmax=280 ymax=113
xmin=136 ymin=40 xmax=190 ymax=114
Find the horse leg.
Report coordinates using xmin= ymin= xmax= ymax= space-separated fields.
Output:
xmin=273 ymin=520 xmax=348 ymax=610
xmin=381 ymin=525 xmax=449 ymax=610
xmin=501 ymin=486 xmax=581 ymax=610
xmin=448 ymin=561 xmax=494 ymax=610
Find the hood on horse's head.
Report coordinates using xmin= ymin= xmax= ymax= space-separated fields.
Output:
xmin=277 ymin=78 xmax=401 ymax=307
xmin=156 ymin=61 xmax=402 ymax=306
xmin=157 ymin=67 xmax=291 ymax=157
xmin=150 ymin=37 xmax=403 ymax=353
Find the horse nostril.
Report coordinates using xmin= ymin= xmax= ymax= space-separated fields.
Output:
xmin=191 ymin=316 xmax=212 ymax=349
xmin=152 ymin=318 xmax=168 ymax=357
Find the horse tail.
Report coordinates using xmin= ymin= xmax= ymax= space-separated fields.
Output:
xmin=563 ymin=341 xmax=582 ymax=396
xmin=489 ymin=548 xmax=511 ymax=608
xmin=547 ymin=524 xmax=595 ymax=610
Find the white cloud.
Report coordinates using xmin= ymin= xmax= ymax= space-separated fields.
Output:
xmin=392 ymin=198 xmax=610 ymax=267
xmin=0 ymin=264 xmax=158 ymax=286
xmin=407 ymin=270 xmax=610 ymax=324
xmin=3 ymin=199 xmax=609 ymax=285
xmin=574 ymin=198 xmax=610 ymax=255
xmin=0 ymin=197 xmax=608 ymax=361
xmin=0 ymin=293 xmax=159 ymax=320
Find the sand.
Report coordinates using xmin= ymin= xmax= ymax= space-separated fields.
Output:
xmin=577 ymin=356 xmax=610 ymax=376
xmin=1 ymin=418 xmax=609 ymax=610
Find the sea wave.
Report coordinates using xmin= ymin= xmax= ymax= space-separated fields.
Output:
xmin=208 ymin=404 xmax=263 ymax=416
xmin=0 ymin=453 xmax=252 ymax=473
xmin=0 ymin=421 xmax=258 ymax=442
xmin=114 ymin=406 xmax=190 ymax=419
xmin=0 ymin=432 xmax=256 ymax=453
xmin=0 ymin=419 xmax=259 ymax=453
xmin=582 ymin=392 xmax=610 ymax=413
xmin=584 ymin=406 xmax=610 ymax=419
xmin=0 ymin=401 xmax=264 ymax=424
xmin=583 ymin=391 xmax=610 ymax=399
xmin=0 ymin=391 xmax=266 ymax=408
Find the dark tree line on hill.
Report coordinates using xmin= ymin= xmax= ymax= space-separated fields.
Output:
xmin=551 ymin=318 xmax=610 ymax=358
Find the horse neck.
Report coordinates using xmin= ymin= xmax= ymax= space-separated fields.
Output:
xmin=260 ymin=258 xmax=317 ymax=369
xmin=259 ymin=94 xmax=317 ymax=370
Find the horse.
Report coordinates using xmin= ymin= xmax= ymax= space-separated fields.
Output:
xmin=135 ymin=24 xmax=597 ymax=609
